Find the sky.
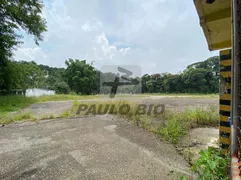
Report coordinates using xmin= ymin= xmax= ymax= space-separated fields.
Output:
xmin=14 ymin=0 xmax=218 ymax=75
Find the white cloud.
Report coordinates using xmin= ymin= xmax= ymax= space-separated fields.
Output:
xmin=14 ymin=0 xmax=218 ymax=74
xmin=82 ymin=23 xmax=91 ymax=32
xmin=82 ymin=20 xmax=103 ymax=32
xmin=15 ymin=47 xmax=49 ymax=65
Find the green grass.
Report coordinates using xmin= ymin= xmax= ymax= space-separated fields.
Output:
xmin=142 ymin=93 xmax=218 ymax=98
xmin=157 ymin=106 xmax=218 ymax=143
xmin=0 ymin=94 xmax=97 ymax=124
xmin=0 ymin=94 xmax=219 ymax=130
xmin=0 ymin=111 xmax=37 ymax=124
xmin=40 ymin=114 xmax=55 ymax=120
xmin=37 ymin=94 xmax=98 ymax=102
xmin=0 ymin=96 xmax=37 ymax=115
xmin=159 ymin=116 xmax=187 ymax=144
xmin=70 ymin=100 xmax=218 ymax=144
xmin=59 ymin=111 xmax=70 ymax=118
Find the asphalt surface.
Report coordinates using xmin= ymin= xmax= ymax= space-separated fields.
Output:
xmin=0 ymin=96 xmax=217 ymax=179
xmin=0 ymin=115 xmax=193 ymax=180
xmin=23 ymin=96 xmax=218 ymax=118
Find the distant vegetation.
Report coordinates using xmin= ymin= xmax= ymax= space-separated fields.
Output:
xmin=0 ymin=1 xmax=219 ymax=96
xmin=0 ymin=56 xmax=219 ymax=95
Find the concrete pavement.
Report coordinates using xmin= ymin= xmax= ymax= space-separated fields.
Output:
xmin=0 ymin=115 xmax=193 ymax=180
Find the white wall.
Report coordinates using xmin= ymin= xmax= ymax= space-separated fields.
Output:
xmin=26 ymin=88 xmax=55 ymax=97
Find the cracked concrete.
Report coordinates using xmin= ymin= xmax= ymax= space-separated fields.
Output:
xmin=0 ymin=115 xmax=194 ymax=180
xmin=0 ymin=96 xmax=217 ymax=179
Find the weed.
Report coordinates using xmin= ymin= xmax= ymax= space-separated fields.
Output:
xmin=72 ymin=101 xmax=218 ymax=144
xmin=59 ymin=111 xmax=70 ymax=118
xmin=159 ymin=116 xmax=187 ymax=144
xmin=72 ymin=100 xmax=79 ymax=108
xmin=36 ymin=94 xmax=97 ymax=102
xmin=40 ymin=114 xmax=49 ymax=120
xmin=13 ymin=112 xmax=34 ymax=120
xmin=158 ymin=106 xmax=218 ymax=144
xmin=0 ymin=112 xmax=36 ymax=124
xmin=179 ymin=176 xmax=188 ymax=180
xmin=49 ymin=114 xmax=55 ymax=119
xmin=0 ymin=95 xmax=219 ymax=143
xmin=40 ymin=114 xmax=55 ymax=120
xmin=192 ymin=147 xmax=229 ymax=180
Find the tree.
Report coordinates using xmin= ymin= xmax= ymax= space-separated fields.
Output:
xmin=54 ymin=82 xmax=70 ymax=94
xmin=182 ymin=68 xmax=209 ymax=93
xmin=64 ymin=59 xmax=97 ymax=95
xmin=139 ymin=56 xmax=219 ymax=94
xmin=187 ymin=56 xmax=219 ymax=76
xmin=19 ymin=61 xmax=45 ymax=90
xmin=0 ymin=0 xmax=47 ymax=91
xmin=186 ymin=56 xmax=219 ymax=93
xmin=141 ymin=74 xmax=151 ymax=93
xmin=10 ymin=61 xmax=44 ymax=91
xmin=0 ymin=60 xmax=45 ymax=95
xmin=38 ymin=64 xmax=66 ymax=91
xmin=163 ymin=74 xmax=183 ymax=93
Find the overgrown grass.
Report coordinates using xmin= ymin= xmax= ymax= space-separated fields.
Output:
xmin=59 ymin=111 xmax=70 ymax=118
xmin=0 ymin=96 xmax=37 ymax=115
xmin=158 ymin=106 xmax=218 ymax=143
xmin=0 ymin=94 xmax=218 ymax=130
xmin=40 ymin=114 xmax=55 ymax=120
xmin=37 ymin=94 xmax=98 ymax=102
xmin=143 ymin=93 xmax=218 ymax=98
xmin=159 ymin=116 xmax=187 ymax=144
xmin=0 ymin=111 xmax=37 ymax=124
xmin=70 ymin=100 xmax=218 ymax=144
xmin=0 ymin=95 xmax=97 ymax=124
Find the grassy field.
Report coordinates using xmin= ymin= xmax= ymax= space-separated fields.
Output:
xmin=0 ymin=93 xmax=218 ymax=113
xmin=0 ymin=96 xmax=37 ymax=116
xmin=0 ymin=95 xmax=97 ymax=119
xmin=0 ymin=94 xmax=218 ymax=127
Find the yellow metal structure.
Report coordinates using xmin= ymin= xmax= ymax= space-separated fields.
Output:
xmin=194 ymin=0 xmax=232 ymax=154
xmin=194 ymin=0 xmax=232 ymax=50
xmin=219 ymin=49 xmax=232 ymax=152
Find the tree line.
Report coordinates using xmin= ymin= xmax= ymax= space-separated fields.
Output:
xmin=0 ymin=56 xmax=219 ymax=95
xmin=0 ymin=0 xmax=219 ymax=95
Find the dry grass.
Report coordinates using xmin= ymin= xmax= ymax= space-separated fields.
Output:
xmin=70 ymin=100 xmax=218 ymax=144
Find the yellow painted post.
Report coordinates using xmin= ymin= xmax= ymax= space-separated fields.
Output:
xmin=219 ymin=49 xmax=232 ymax=154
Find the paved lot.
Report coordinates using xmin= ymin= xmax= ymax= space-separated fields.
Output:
xmin=24 ymin=96 xmax=218 ymax=118
xmin=0 ymin=96 xmax=217 ymax=179
xmin=0 ymin=115 xmax=193 ymax=180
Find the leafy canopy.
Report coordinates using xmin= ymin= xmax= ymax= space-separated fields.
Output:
xmin=0 ymin=0 xmax=47 ymax=90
